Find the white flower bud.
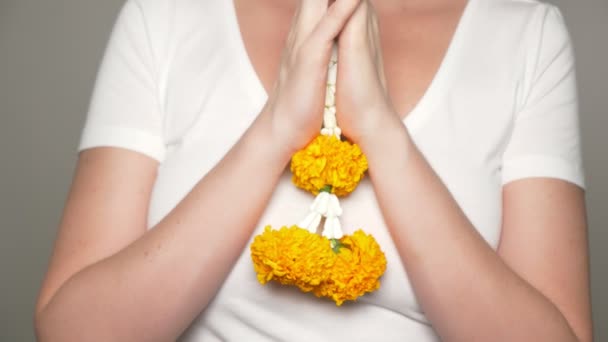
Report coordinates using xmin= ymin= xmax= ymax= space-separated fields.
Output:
xmin=311 ymin=191 xmax=331 ymax=214
xmin=321 ymin=128 xmax=332 ymax=136
xmin=298 ymin=211 xmax=322 ymax=234
xmin=322 ymin=216 xmax=343 ymax=239
xmin=326 ymin=194 xmax=343 ymax=217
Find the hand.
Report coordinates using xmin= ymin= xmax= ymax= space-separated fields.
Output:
xmin=263 ymin=0 xmax=360 ymax=153
xmin=335 ymin=0 xmax=402 ymax=149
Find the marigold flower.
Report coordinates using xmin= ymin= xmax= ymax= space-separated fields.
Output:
xmin=290 ymin=135 xmax=368 ymax=197
xmin=314 ymin=230 xmax=387 ymax=306
xmin=250 ymin=226 xmax=335 ymax=292
xmin=250 ymin=226 xmax=387 ymax=306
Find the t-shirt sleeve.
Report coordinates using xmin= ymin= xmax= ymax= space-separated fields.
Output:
xmin=501 ymin=5 xmax=584 ymax=188
xmin=78 ymin=0 xmax=166 ymax=162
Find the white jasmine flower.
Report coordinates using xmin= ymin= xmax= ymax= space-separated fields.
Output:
xmin=298 ymin=211 xmax=322 ymax=234
xmin=322 ymin=215 xmax=343 ymax=240
xmin=311 ymin=191 xmax=331 ymax=214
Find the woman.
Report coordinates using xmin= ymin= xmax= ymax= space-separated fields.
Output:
xmin=34 ymin=0 xmax=593 ymax=340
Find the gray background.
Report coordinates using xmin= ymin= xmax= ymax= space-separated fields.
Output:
xmin=0 ymin=0 xmax=605 ymax=340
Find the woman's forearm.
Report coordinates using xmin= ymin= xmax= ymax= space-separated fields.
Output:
xmin=361 ymin=120 xmax=579 ymax=342
xmin=36 ymin=111 xmax=293 ymax=342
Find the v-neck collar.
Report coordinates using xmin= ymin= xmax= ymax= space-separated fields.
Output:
xmin=225 ymin=0 xmax=477 ymax=133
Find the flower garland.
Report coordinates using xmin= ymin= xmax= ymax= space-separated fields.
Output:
xmin=250 ymin=44 xmax=387 ymax=306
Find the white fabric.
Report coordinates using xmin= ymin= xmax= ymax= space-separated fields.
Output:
xmin=78 ymin=0 xmax=585 ymax=340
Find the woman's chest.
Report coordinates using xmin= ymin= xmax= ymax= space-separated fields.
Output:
xmin=234 ymin=0 xmax=467 ymax=118
xmin=154 ymin=0 xmax=515 ymax=247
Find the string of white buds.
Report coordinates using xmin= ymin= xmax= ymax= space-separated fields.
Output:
xmin=297 ymin=191 xmax=344 ymax=239
xmin=320 ymin=44 xmax=341 ymax=138
xmin=298 ymin=43 xmax=345 ymax=240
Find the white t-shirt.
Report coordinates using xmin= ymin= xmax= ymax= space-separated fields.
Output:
xmin=79 ymin=0 xmax=585 ymax=340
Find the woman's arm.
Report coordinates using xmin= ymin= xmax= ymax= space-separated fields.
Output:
xmin=337 ymin=1 xmax=592 ymax=340
xmin=35 ymin=113 xmax=291 ymax=342
xmin=34 ymin=1 xmax=362 ymax=340
xmin=364 ymin=124 xmax=592 ymax=342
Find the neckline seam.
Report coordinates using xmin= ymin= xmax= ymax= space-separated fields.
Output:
xmin=404 ymin=0 xmax=476 ymax=132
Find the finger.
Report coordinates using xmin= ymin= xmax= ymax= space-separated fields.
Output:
xmin=281 ymin=1 xmax=325 ymax=67
xmin=339 ymin=0 xmax=369 ymax=48
xmin=308 ymin=0 xmax=361 ymax=47
xmin=298 ymin=0 xmax=330 ymax=34
xmin=374 ymin=36 xmax=388 ymax=92
xmin=367 ymin=4 xmax=388 ymax=90
xmin=284 ymin=0 xmax=328 ymax=53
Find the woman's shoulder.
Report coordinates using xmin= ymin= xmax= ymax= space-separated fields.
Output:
xmin=469 ymin=0 xmax=570 ymax=52
xmin=115 ymin=0 xmax=230 ymax=65
xmin=479 ymin=0 xmax=564 ymax=22
xmin=483 ymin=0 xmax=559 ymax=10
xmin=457 ymin=0 xmax=574 ymax=98
xmin=122 ymin=0 xmax=227 ymax=41
xmin=129 ymin=0 xmax=223 ymax=13
xmin=125 ymin=0 xmax=225 ymax=27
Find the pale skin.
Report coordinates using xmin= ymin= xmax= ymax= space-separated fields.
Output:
xmin=35 ymin=0 xmax=592 ymax=341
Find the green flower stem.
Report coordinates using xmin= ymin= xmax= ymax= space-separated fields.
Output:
xmin=330 ymin=238 xmax=345 ymax=254
xmin=320 ymin=185 xmax=333 ymax=193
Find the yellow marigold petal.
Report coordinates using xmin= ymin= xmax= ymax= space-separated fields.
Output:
xmin=250 ymin=225 xmax=386 ymax=306
xmin=313 ymin=230 xmax=387 ymax=306
xmin=250 ymin=226 xmax=335 ymax=292
xmin=291 ymin=135 xmax=368 ymax=197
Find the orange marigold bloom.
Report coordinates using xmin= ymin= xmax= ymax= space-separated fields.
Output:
xmin=250 ymin=226 xmax=335 ymax=292
xmin=250 ymin=226 xmax=387 ymax=306
xmin=314 ymin=230 xmax=387 ymax=306
xmin=290 ymin=135 xmax=368 ymax=197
